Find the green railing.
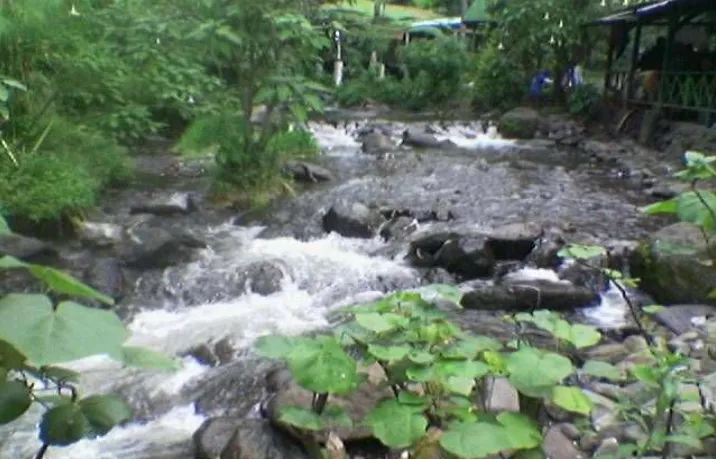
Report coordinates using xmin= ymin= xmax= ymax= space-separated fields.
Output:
xmin=658 ymin=71 xmax=716 ymax=112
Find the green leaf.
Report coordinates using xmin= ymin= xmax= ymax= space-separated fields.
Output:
xmin=1 ymin=78 xmax=26 ymax=91
xmin=442 ymin=335 xmax=502 ymax=359
xmin=0 ymin=295 xmax=129 ymax=365
xmin=322 ymin=405 xmax=353 ymax=428
xmin=367 ymin=398 xmax=428 ymax=449
xmin=254 ymin=335 xmax=296 ymax=359
xmin=28 ymin=265 xmax=114 ymax=306
xmin=39 ymin=403 xmax=90 ymax=446
xmin=289 ymin=336 xmax=358 ymax=395
xmin=642 ymin=305 xmax=665 ymax=314
xmin=435 ymin=359 xmax=490 ymax=380
xmin=665 ymin=434 xmax=703 ymax=449
xmin=641 ymin=199 xmax=678 ymax=215
xmin=551 ymin=385 xmax=593 ymax=415
xmin=677 ymin=191 xmax=716 ymax=231
xmin=368 ymin=344 xmax=411 ymax=362
xmin=0 ymin=215 xmax=10 ymax=235
xmin=0 ymin=380 xmax=32 ymax=424
xmin=79 ymin=395 xmax=132 ymax=435
xmin=446 ymin=376 xmax=475 ymax=396
xmin=506 ymin=348 xmax=574 ymax=398
xmin=557 ymin=244 xmax=606 ymax=260
xmin=406 ymin=365 xmax=434 ymax=382
xmin=355 ymin=312 xmax=403 ymax=334
xmin=0 ymin=85 xmax=8 ymax=102
xmin=116 ymin=346 xmax=179 ymax=371
xmin=418 ymin=284 xmax=464 ymax=306
xmin=0 ymin=255 xmax=28 ymax=269
xmin=398 ymin=391 xmax=429 ymax=408
xmin=630 ymin=365 xmax=661 ymax=387
xmin=564 ymin=324 xmax=602 ymax=349
xmin=0 ymin=339 xmax=26 ymax=369
xmin=581 ymin=360 xmax=624 ymax=381
xmin=279 ymin=406 xmax=324 ymax=431
xmin=440 ymin=413 xmax=541 ymax=459
xmin=407 ymin=349 xmax=435 ymax=364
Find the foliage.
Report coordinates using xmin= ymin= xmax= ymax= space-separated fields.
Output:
xmin=256 ymin=284 xmax=603 ymax=457
xmin=467 ymin=41 xmax=528 ymax=111
xmin=0 ymin=217 xmax=178 ymax=456
xmin=567 ymin=82 xmax=601 ymax=120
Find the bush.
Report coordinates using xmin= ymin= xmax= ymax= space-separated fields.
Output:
xmin=467 ymin=42 xmax=529 ymax=111
xmin=567 ymin=83 xmax=602 ymax=120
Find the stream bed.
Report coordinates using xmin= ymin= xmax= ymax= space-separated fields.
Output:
xmin=0 ymin=116 xmax=667 ymax=458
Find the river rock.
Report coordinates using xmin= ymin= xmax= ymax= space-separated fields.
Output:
xmin=77 ymin=221 xmax=123 ymax=248
xmin=380 ymin=216 xmax=417 ymax=241
xmin=498 ymin=107 xmax=540 ymax=139
xmin=406 ymin=232 xmax=494 ymax=279
xmin=461 ymin=280 xmax=599 ymax=311
xmin=194 ymin=417 xmax=306 ymax=459
xmin=130 ymin=192 xmax=197 ymax=216
xmin=236 ymin=260 xmax=285 ymax=296
xmin=485 ymin=222 xmax=543 ymax=260
xmin=0 ymin=233 xmax=56 ymax=262
xmin=401 ymin=130 xmax=453 ymax=149
xmin=82 ymin=257 xmax=125 ymax=305
xmin=282 ymin=160 xmax=333 ymax=183
xmin=184 ymin=337 xmax=235 ymax=367
xmin=653 ymin=304 xmax=716 ymax=335
xmin=361 ymin=132 xmax=396 ymax=155
xmin=484 ymin=376 xmax=519 ymax=412
xmin=119 ymin=225 xmax=200 ymax=269
xmin=543 ymin=424 xmax=584 ymax=459
xmin=266 ymin=363 xmax=393 ymax=443
xmin=630 ymin=222 xmax=716 ymax=305
xmin=322 ymin=200 xmax=385 ymax=238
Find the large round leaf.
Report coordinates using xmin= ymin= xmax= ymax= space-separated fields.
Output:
xmin=0 ymin=295 xmax=129 ymax=365
xmin=28 ymin=265 xmax=115 ymax=306
xmin=39 ymin=404 xmax=90 ymax=446
xmin=506 ymin=347 xmax=574 ymax=398
xmin=367 ymin=399 xmax=427 ymax=449
xmin=79 ymin=394 xmax=132 ymax=435
xmin=288 ymin=336 xmax=358 ymax=395
xmin=0 ymin=380 xmax=32 ymax=424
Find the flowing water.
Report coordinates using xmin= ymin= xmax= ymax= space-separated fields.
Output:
xmin=0 ymin=119 xmax=652 ymax=459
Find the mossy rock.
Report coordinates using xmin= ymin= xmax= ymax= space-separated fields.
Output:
xmin=498 ymin=107 xmax=540 ymax=139
xmin=630 ymin=222 xmax=716 ymax=305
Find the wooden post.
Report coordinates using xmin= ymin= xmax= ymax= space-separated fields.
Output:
xmin=625 ymin=21 xmax=642 ymax=102
xmin=604 ymin=27 xmax=615 ymax=95
xmin=656 ymin=10 xmax=679 ymax=107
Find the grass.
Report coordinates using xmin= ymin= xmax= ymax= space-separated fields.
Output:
xmin=323 ymin=0 xmax=440 ymax=20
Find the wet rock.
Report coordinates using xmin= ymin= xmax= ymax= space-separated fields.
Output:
xmin=119 ymin=225 xmax=199 ymax=269
xmin=630 ymin=222 xmax=716 ymax=305
xmin=0 ymin=233 xmax=56 ymax=262
xmin=130 ymin=192 xmax=197 ymax=216
xmin=559 ymin=262 xmax=609 ymax=292
xmin=282 ymin=160 xmax=334 ymax=183
xmin=412 ymin=427 xmax=444 ymax=459
xmin=401 ymin=130 xmax=453 ymax=149
xmin=543 ymin=424 xmax=584 ymax=459
xmin=527 ymin=237 xmax=565 ymax=269
xmin=485 ymin=222 xmax=543 ymax=261
xmin=184 ymin=337 xmax=235 ymax=367
xmin=221 ymin=419 xmax=307 ymax=459
xmin=421 ymin=267 xmax=455 ymax=285
xmin=379 ymin=207 xmax=455 ymax=223
xmin=361 ymin=132 xmax=396 ymax=154
xmin=498 ymin=107 xmax=540 ymax=139
xmin=236 ymin=260 xmax=285 ymax=296
xmin=194 ymin=417 xmax=306 ymax=459
xmin=322 ymin=200 xmax=385 ymax=239
xmin=187 ymin=359 xmax=274 ymax=417
xmin=584 ymin=343 xmax=630 ymax=364
xmin=484 ymin=376 xmax=519 ymax=412
xmin=461 ymin=280 xmax=599 ymax=311
xmin=653 ymin=304 xmax=716 ymax=335
xmin=82 ymin=257 xmax=125 ymax=305
xmin=593 ymin=437 xmax=620 ymax=458
xmin=406 ymin=232 xmax=493 ymax=279
xmin=266 ymin=363 xmax=393 ymax=443
xmin=77 ymin=221 xmax=123 ymax=248
xmin=380 ymin=216 xmax=418 ymax=241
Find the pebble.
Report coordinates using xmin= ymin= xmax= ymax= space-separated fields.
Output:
xmin=543 ymin=424 xmax=584 ymax=459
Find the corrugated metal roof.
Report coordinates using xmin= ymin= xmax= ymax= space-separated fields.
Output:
xmin=588 ymin=0 xmax=716 ymax=25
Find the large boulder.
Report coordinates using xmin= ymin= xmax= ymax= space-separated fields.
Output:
xmin=498 ymin=107 xmax=540 ymax=140
xmin=265 ymin=363 xmax=393 ymax=444
xmin=193 ymin=417 xmax=306 ymax=459
xmin=76 ymin=221 xmax=123 ymax=248
xmin=630 ymin=223 xmax=716 ymax=305
xmin=401 ymin=130 xmax=454 ymax=149
xmin=282 ymin=160 xmax=333 ymax=183
xmin=322 ymin=200 xmax=385 ymax=238
xmin=0 ymin=233 xmax=56 ymax=262
xmin=82 ymin=257 xmax=125 ymax=306
xmin=406 ymin=232 xmax=494 ymax=280
xmin=461 ymin=280 xmax=600 ymax=311
xmin=130 ymin=192 xmax=197 ymax=216
xmin=361 ymin=132 xmax=396 ymax=155
xmin=235 ymin=260 xmax=285 ymax=296
xmin=485 ymin=222 xmax=544 ymax=261
xmin=118 ymin=224 xmax=205 ymax=269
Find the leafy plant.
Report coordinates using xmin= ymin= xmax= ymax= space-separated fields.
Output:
xmin=567 ymin=82 xmax=601 ymax=119
xmin=0 ymin=216 xmax=177 ymax=457
xmin=256 ymin=285 xmax=599 ymax=457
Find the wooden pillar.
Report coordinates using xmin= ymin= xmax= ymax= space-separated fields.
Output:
xmin=656 ymin=11 xmax=679 ymax=107
xmin=604 ymin=28 xmax=615 ymax=95
xmin=625 ymin=21 xmax=642 ymax=102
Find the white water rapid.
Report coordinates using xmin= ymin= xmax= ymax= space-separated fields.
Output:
xmin=0 ymin=121 xmax=629 ymax=459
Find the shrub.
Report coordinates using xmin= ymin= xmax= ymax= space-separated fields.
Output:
xmin=567 ymin=82 xmax=602 ymax=120
xmin=467 ymin=42 xmax=528 ymax=111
